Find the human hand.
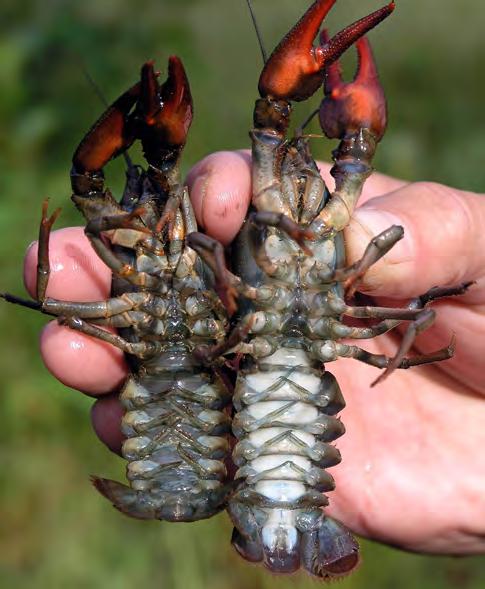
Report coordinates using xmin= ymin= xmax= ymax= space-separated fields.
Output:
xmin=24 ymin=151 xmax=485 ymax=555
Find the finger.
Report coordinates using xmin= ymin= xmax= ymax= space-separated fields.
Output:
xmin=91 ymin=395 xmax=124 ymax=455
xmin=345 ymin=182 xmax=485 ymax=302
xmin=346 ymin=182 xmax=485 ymax=395
xmin=24 ymin=226 xmax=112 ymax=300
xmin=25 ymin=227 xmax=128 ymax=395
xmin=40 ymin=321 xmax=127 ymax=396
xmin=187 ymin=150 xmax=252 ymax=245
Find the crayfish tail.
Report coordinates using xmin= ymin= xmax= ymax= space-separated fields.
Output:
xmin=301 ymin=517 xmax=360 ymax=579
xmin=91 ymin=475 xmax=233 ymax=522
xmin=90 ymin=476 xmax=156 ymax=520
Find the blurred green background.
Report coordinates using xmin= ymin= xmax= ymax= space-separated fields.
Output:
xmin=1 ymin=0 xmax=484 ymax=587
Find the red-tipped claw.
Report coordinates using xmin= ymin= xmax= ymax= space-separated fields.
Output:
xmin=258 ymin=0 xmax=394 ymax=102
xmin=135 ymin=56 xmax=193 ymax=166
xmin=319 ymin=34 xmax=387 ymax=140
xmin=73 ymin=56 xmax=193 ymax=175
xmin=72 ymin=83 xmax=140 ymax=173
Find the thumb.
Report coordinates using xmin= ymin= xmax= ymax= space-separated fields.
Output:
xmin=345 ymin=182 xmax=485 ymax=303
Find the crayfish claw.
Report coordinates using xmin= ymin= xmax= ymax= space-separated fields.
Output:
xmin=72 ymin=83 xmax=140 ymax=174
xmin=258 ymin=0 xmax=336 ymax=101
xmin=320 ymin=29 xmax=343 ymax=94
xmin=135 ymin=56 xmax=193 ymax=167
xmin=139 ymin=60 xmax=160 ymax=123
xmin=320 ymin=35 xmax=387 ymax=141
xmin=317 ymin=3 xmax=395 ymax=75
xmin=258 ymin=0 xmax=395 ymax=102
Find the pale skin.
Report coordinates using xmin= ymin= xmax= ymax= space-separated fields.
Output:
xmin=23 ymin=151 xmax=485 ymax=555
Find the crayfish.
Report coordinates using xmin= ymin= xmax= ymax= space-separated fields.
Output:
xmin=3 ymin=56 xmax=239 ymax=522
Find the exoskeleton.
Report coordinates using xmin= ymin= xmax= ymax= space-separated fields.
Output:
xmin=3 ymin=57 xmax=236 ymax=522
xmin=190 ymin=0 xmax=469 ymax=579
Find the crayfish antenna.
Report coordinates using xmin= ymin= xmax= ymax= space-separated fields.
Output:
xmin=258 ymin=0 xmax=394 ymax=102
xmin=245 ymin=0 xmax=268 ymax=64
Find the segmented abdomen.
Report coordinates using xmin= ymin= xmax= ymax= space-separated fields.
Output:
xmin=94 ymin=348 xmax=232 ymax=522
xmin=229 ymin=345 xmax=352 ymax=572
xmin=92 ymin=235 xmax=233 ymax=521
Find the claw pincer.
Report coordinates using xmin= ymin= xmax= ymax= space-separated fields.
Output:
xmin=71 ymin=83 xmax=139 ymax=197
xmin=258 ymin=0 xmax=394 ymax=102
xmin=134 ymin=56 xmax=193 ymax=168
xmin=71 ymin=56 xmax=192 ymax=200
xmin=319 ymin=34 xmax=387 ymax=141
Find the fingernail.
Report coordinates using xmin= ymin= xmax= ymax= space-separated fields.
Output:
xmin=26 ymin=240 xmax=37 ymax=254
